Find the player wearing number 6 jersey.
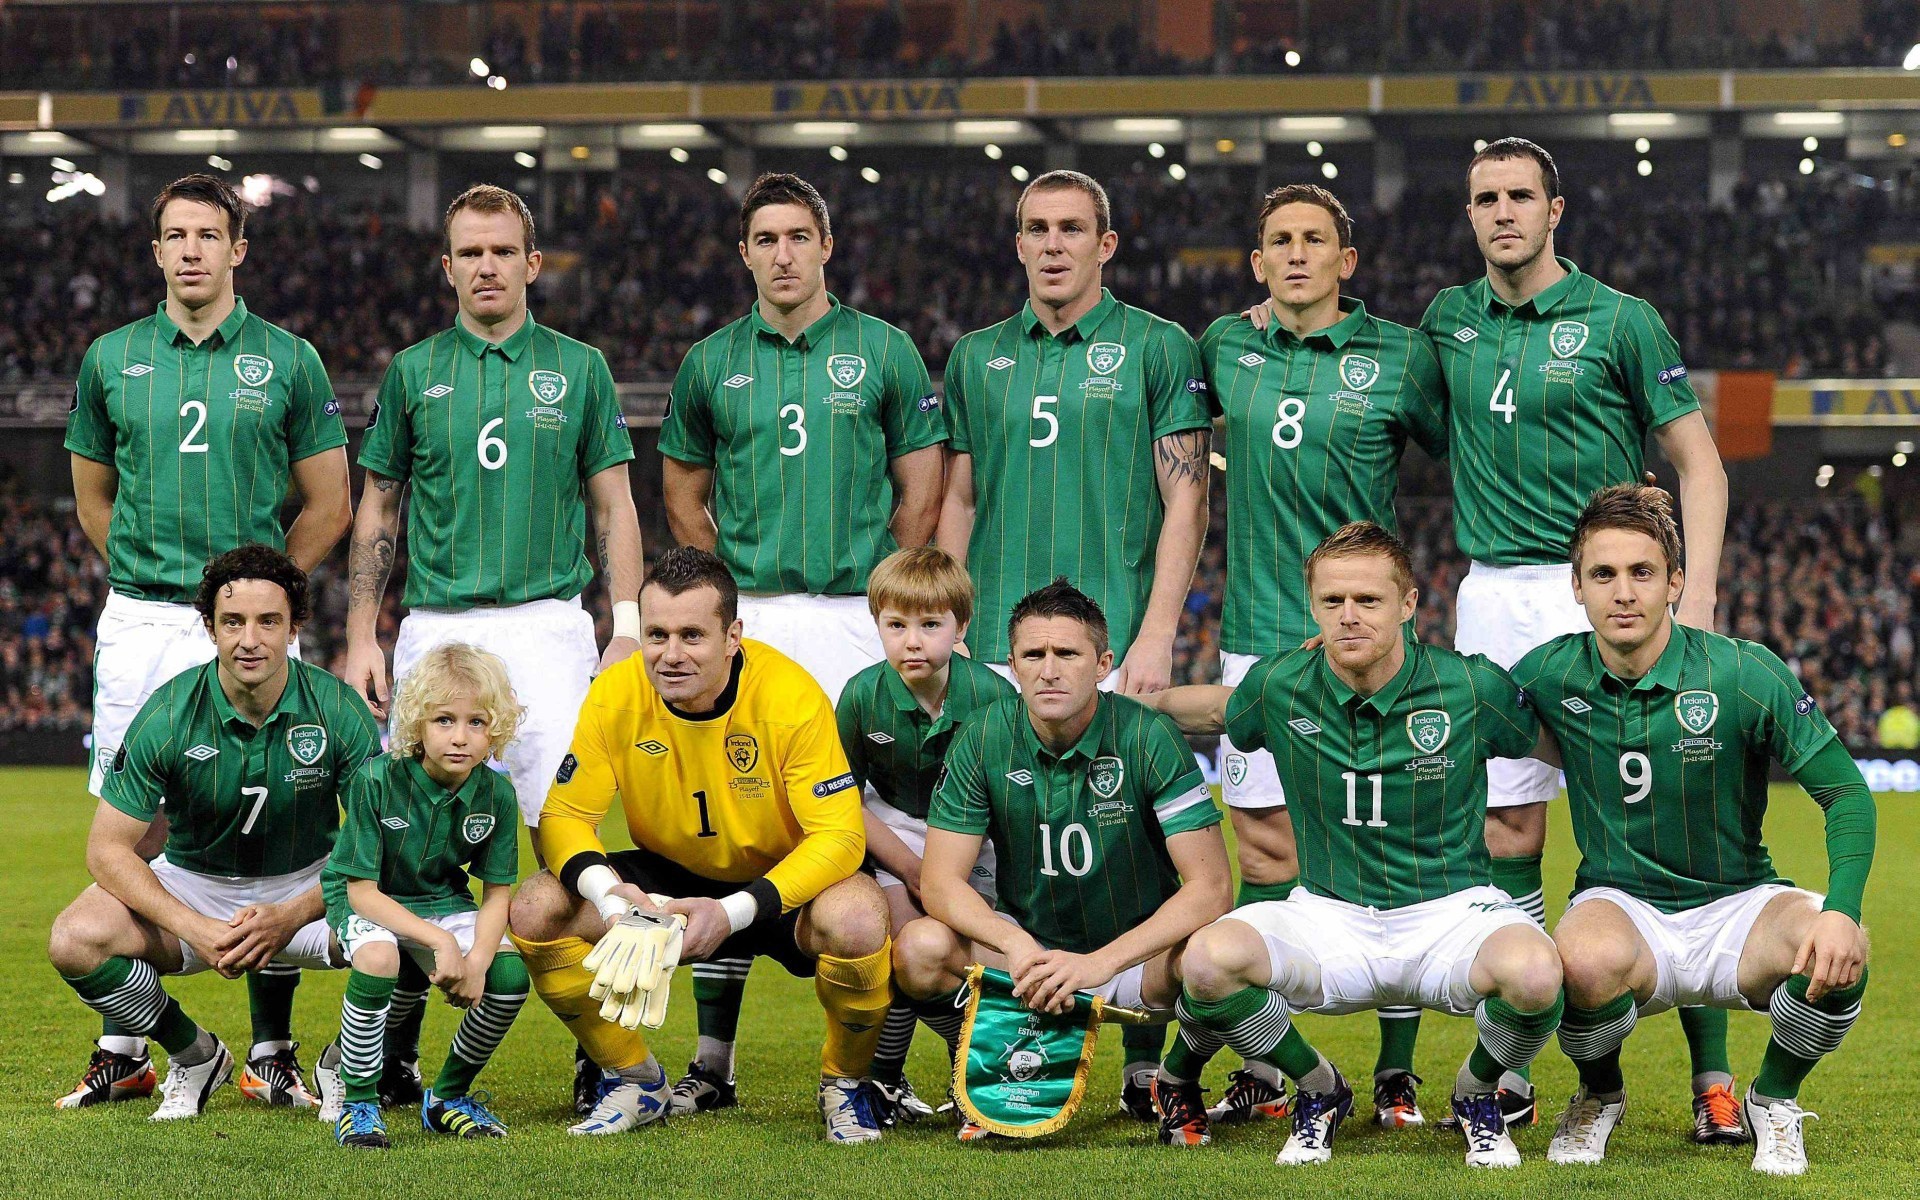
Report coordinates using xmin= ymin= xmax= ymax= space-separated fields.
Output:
xmin=62 ymin=174 xmax=353 ymax=1113
xmin=1419 ymin=139 xmax=1729 ymax=1129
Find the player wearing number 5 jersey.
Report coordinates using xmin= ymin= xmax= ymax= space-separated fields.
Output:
xmin=345 ymin=184 xmax=642 ymax=828
xmin=62 ymin=174 xmax=352 ymax=1114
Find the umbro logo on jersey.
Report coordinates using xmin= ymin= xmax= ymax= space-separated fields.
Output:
xmin=1562 ymin=697 xmax=1593 ymax=714
xmin=184 ymin=744 xmax=218 ymax=762
xmin=723 ymin=374 xmax=754 ymax=389
xmin=1006 ymin=770 xmax=1033 ymax=786
xmin=867 ymin=732 xmax=895 ymax=745
xmin=122 ymin=364 xmax=155 ymax=377
xmin=1287 ymin=718 xmax=1321 ymax=736
xmin=1453 ymin=327 xmax=1478 ymax=343
xmin=986 ymin=357 xmax=1016 ymax=371
xmin=1237 ymin=352 xmax=1266 ymax=368
xmin=381 ymin=817 xmax=410 ymax=831
xmin=635 ymin=740 xmax=668 ymax=756
xmin=423 ymin=384 xmax=454 ymax=398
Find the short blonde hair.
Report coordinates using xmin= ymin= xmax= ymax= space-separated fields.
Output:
xmin=866 ymin=546 xmax=974 ymax=628
xmin=443 ymin=183 xmax=537 ymax=255
xmin=389 ymin=643 xmax=524 ymax=761
xmin=1304 ymin=521 xmax=1415 ymax=597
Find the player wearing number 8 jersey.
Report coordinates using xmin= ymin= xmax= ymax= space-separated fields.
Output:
xmin=344 ymin=185 xmax=642 ymax=827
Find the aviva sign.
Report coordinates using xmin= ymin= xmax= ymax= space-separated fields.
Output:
xmin=117 ymin=89 xmax=329 ymax=125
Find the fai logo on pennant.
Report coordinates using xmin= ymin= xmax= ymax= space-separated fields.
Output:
xmin=1087 ymin=755 xmax=1125 ymax=799
xmin=423 ymin=383 xmax=454 ymax=398
xmin=826 ymin=354 xmax=867 ymax=389
xmin=726 ymin=733 xmax=760 ymax=774
xmin=1087 ymin=342 xmax=1126 ymax=376
xmin=286 ymin=723 xmax=327 ymax=767
xmin=462 ymin=813 xmax=496 ymax=844
xmin=1406 ymin=709 xmax=1452 ymax=755
xmin=233 ymin=354 xmax=274 ymax=388
xmin=1550 ymin=320 xmax=1589 ymax=359
xmin=528 ymin=370 xmax=567 ymax=404
xmin=1225 ymin=753 xmax=1249 ymax=787
xmin=1339 ymin=354 xmax=1381 ymax=391
xmin=986 ymin=356 xmax=1016 ymax=371
xmin=1674 ymin=690 xmax=1720 ymax=735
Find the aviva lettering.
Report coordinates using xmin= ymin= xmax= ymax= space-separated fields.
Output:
xmin=775 ymin=82 xmax=962 ymax=116
xmin=121 ymin=91 xmax=303 ymax=125
xmin=1459 ymin=74 xmax=1656 ymax=110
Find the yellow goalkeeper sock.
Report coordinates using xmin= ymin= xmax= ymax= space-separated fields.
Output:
xmin=512 ymin=931 xmax=652 ymax=1072
xmin=816 ymin=938 xmax=893 ymax=1080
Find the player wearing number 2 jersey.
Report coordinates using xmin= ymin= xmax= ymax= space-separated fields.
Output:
xmin=61 ymin=174 xmax=352 ymax=1113
xmin=344 ymin=185 xmax=642 ymax=828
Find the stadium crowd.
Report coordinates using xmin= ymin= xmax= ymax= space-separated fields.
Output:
xmin=3 ymin=480 xmax=1914 ymax=752
xmin=5 ymin=0 xmax=1917 ymax=89
xmin=2 ymin=164 xmax=1910 ymax=384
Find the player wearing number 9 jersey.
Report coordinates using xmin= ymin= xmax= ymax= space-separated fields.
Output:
xmin=345 ymin=185 xmax=642 ymax=830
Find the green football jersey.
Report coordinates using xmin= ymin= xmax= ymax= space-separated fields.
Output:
xmin=1420 ymin=259 xmax=1698 ymax=565
xmin=944 ymin=289 xmax=1210 ymax=661
xmin=928 ymin=691 xmax=1222 ymax=955
xmin=65 ymin=299 xmax=348 ymax=603
xmin=1225 ymin=642 xmax=1538 ymax=909
xmin=358 ymin=316 xmax=634 ymax=609
xmin=323 ymin=753 xmax=521 ymax=925
xmin=836 ymin=652 xmax=1015 ymax=820
xmin=1202 ymin=300 xmax=1449 ymax=652
xmin=103 ymin=658 xmax=382 ymax=877
xmin=659 ymin=296 xmax=944 ymax=595
xmin=1512 ymin=624 xmax=1841 ymax=913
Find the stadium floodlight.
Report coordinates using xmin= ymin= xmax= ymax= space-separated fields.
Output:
xmin=481 ymin=125 xmax=545 ymax=140
xmin=1898 ymin=441 xmax=1915 ymax=455
xmin=1607 ymin=112 xmax=1676 ymax=130
xmin=636 ymin=124 xmax=705 ymax=139
xmin=488 ymin=76 xmax=507 ymax=90
xmin=1635 ymin=137 xmax=1651 ymax=153
xmin=1116 ymin=118 xmax=1181 ymax=134
xmin=1285 ymin=50 xmax=1302 ymax=67
xmin=174 ymin=129 xmax=236 ymax=143
xmin=206 ymin=155 xmax=232 ymax=171
xmin=1278 ymin=116 xmax=1348 ymax=133
xmin=50 ymin=156 xmax=75 ymax=171
xmin=984 ymin=143 xmax=1003 ymax=159
xmin=514 ymin=151 xmax=538 ymax=168
xmin=1637 ymin=159 xmax=1653 ymax=176
xmin=955 ymin=120 xmax=1022 ymax=136
xmin=861 ymin=166 xmax=880 ymax=183
xmin=793 ymin=121 xmax=858 ymax=137
xmin=1321 ymin=161 xmax=1338 ymax=179
xmin=1889 ymin=133 xmax=1908 ymax=148
xmin=707 ymin=167 xmax=728 ymax=184
xmin=324 ymin=127 xmax=385 ymax=143
xmin=359 ymin=153 xmax=382 ymax=170
xmin=6 ymin=173 xmax=22 ymax=185
xmin=1147 ymin=142 xmax=1165 ymax=158
xmin=1895 ymin=453 xmax=1909 ymax=468
xmin=1474 ymin=139 xmax=1489 ymax=152
xmin=26 ymin=131 xmax=69 ymax=144
xmin=828 ymin=145 xmax=848 ymax=161
xmin=1804 ymin=136 xmax=1819 ymax=152
xmin=1010 ymin=164 xmax=1030 ymax=181
xmin=669 ymin=147 xmax=690 ymax=163
xmin=1773 ymin=111 xmax=1843 ymax=128
xmin=1904 ymin=42 xmax=1919 ymax=70
xmin=1306 ymin=140 xmax=1323 ymax=157
xmin=1168 ymin=163 xmax=1188 ymax=181
xmin=1216 ymin=138 xmax=1236 ymax=154
xmin=470 ymin=57 xmax=490 ymax=77
xmin=1800 ymin=157 xmax=1816 ymax=174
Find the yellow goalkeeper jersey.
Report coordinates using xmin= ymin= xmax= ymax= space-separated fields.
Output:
xmin=540 ymin=639 xmax=863 ymax=911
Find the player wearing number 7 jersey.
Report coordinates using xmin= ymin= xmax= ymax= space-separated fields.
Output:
xmin=1419 ymin=139 xmax=1729 ymax=1130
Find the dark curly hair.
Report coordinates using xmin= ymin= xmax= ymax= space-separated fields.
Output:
xmin=195 ymin=543 xmax=311 ymax=627
xmin=1008 ymin=577 xmax=1109 ymax=657
xmin=642 ymin=546 xmax=739 ymax=625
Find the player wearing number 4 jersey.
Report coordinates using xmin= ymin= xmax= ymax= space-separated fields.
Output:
xmin=1421 ymin=139 xmax=1729 ymax=1127
xmin=1141 ymin=524 xmax=1564 ymax=1167
xmin=63 ymin=174 xmax=353 ymax=1112
xmin=1511 ymin=486 xmax=1874 ymax=1176
xmin=48 ymin=547 xmax=379 ymax=1123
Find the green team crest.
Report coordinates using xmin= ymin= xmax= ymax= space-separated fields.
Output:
xmin=1339 ymin=353 xmax=1381 ymax=391
xmin=1550 ymin=320 xmax=1590 ymax=358
xmin=1087 ymin=756 xmax=1124 ymax=799
xmin=528 ymin=370 xmax=568 ymax=404
xmin=462 ymin=812 xmax=496 ymax=844
xmin=1087 ymin=342 xmax=1126 ymax=376
xmin=1675 ymin=690 xmax=1720 ymax=735
xmin=233 ymin=354 xmax=274 ymax=388
xmin=826 ymin=354 xmax=867 ymax=389
xmin=286 ymin=723 xmax=327 ymax=767
xmin=1406 ymin=709 xmax=1451 ymax=755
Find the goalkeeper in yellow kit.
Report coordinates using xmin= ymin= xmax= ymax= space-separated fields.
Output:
xmin=508 ymin=547 xmax=894 ymax=1142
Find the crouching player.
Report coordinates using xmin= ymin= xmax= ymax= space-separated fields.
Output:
xmin=892 ymin=580 xmax=1233 ymax=1141
xmin=1143 ymin=523 xmax=1563 ymax=1166
xmin=1515 ymin=486 xmax=1874 ymax=1176
xmin=835 ymin=546 xmax=1014 ymax=1122
xmin=509 ymin=548 xmax=896 ymax=1143
xmin=319 ymin=644 xmax=528 ymax=1149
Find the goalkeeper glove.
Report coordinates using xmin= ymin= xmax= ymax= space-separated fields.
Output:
xmin=583 ymin=901 xmax=686 ymax=1030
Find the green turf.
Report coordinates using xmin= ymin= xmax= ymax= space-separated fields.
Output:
xmin=1 ymin=767 xmax=1911 ymax=1198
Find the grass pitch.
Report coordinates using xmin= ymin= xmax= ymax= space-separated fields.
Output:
xmin=1 ymin=766 xmax=1912 ymax=1199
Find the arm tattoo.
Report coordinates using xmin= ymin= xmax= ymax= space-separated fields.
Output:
xmin=371 ymin=476 xmax=402 ymax=493
xmin=1154 ymin=429 xmax=1210 ymax=489
xmin=348 ymin=526 xmax=396 ymax=609
xmin=597 ymin=531 xmax=611 ymax=574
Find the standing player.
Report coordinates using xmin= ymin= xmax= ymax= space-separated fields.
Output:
xmin=658 ymin=174 xmax=944 ymax=1108
xmin=1199 ymin=183 xmax=1450 ymax=1127
xmin=1511 ymin=487 xmax=1872 ymax=1176
xmin=46 ymin=546 xmax=379 ymax=1120
xmin=341 ymin=184 xmax=642 ymax=1112
xmin=892 ymin=579 xmax=1233 ymax=1141
xmin=1140 ymin=523 xmax=1563 ymax=1167
xmin=1420 ymin=138 xmax=1731 ymax=1131
xmin=834 ymin=546 xmax=1014 ymax=1121
xmin=62 ymin=173 xmax=353 ymax=1110
xmin=507 ymin=548 xmax=895 ymax=1144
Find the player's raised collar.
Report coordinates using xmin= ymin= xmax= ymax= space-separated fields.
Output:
xmin=205 ymin=656 xmax=305 ymax=730
xmin=1590 ymin=619 xmax=1690 ymax=694
xmin=453 ymin=312 xmax=538 ymax=361
xmin=1484 ymin=256 xmax=1582 ymax=316
xmin=403 ymin=754 xmax=479 ymax=805
xmin=748 ymin=292 xmax=845 ymax=350
xmin=1019 ymin=689 xmax=1112 ymax=763
xmin=1320 ymin=634 xmax=1420 ymax=715
xmin=1019 ymin=287 xmax=1117 ymax=344
xmin=1268 ymin=296 xmax=1368 ymax=349
xmin=153 ymin=296 xmax=251 ymax=348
